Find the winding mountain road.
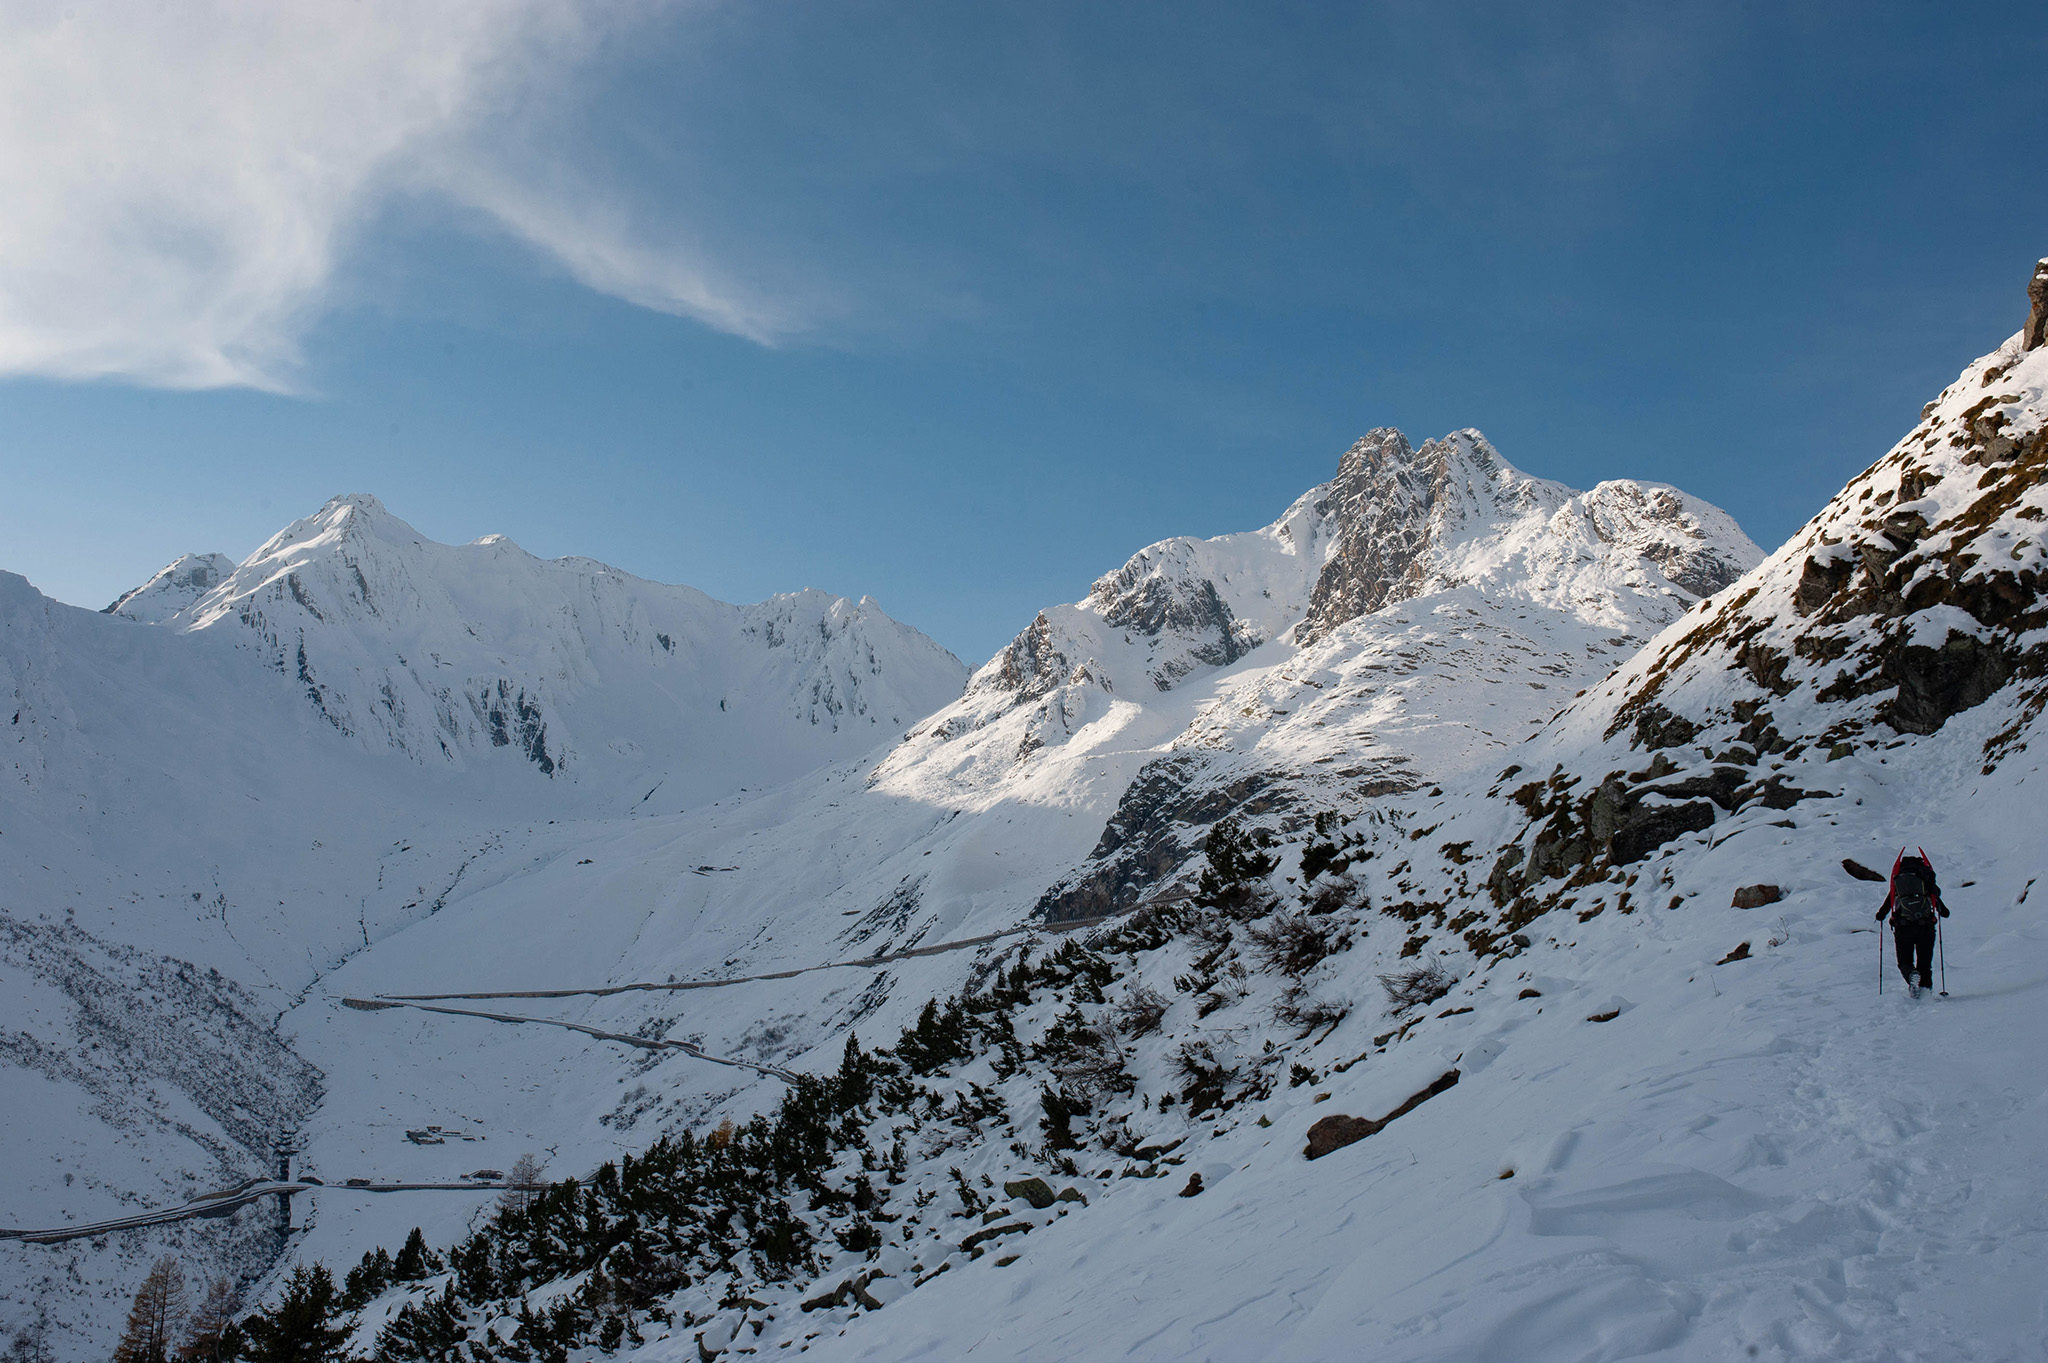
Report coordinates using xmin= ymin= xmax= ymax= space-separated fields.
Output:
xmin=364 ymin=907 xmax=1139 ymax=1005
xmin=0 ymin=1178 xmax=514 ymax=1246
xmin=340 ymin=996 xmax=801 ymax=1081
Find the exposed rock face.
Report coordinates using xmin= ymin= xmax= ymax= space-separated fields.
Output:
xmin=1601 ymin=262 xmax=2048 ymax=756
xmin=2025 ymin=257 xmax=2048 ymax=352
xmin=1881 ymin=630 xmax=2016 ymax=735
xmin=1731 ymin=884 xmax=1783 ymax=909
xmin=1090 ymin=548 xmax=1259 ymax=684
xmin=1296 ymin=430 xmax=1447 ymax=642
xmin=1295 ymin=429 xmax=1752 ymax=646
xmin=1034 ymin=754 xmax=1291 ymax=923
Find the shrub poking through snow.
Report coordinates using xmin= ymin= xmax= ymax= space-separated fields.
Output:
xmin=1378 ymin=962 xmax=1455 ymax=1014
xmin=1109 ymin=982 xmax=1169 ymax=1037
xmin=1244 ymin=911 xmax=1351 ymax=977
xmin=1299 ymin=810 xmax=1364 ymax=884
xmin=1173 ymin=1040 xmax=1238 ymax=1115
xmin=1039 ymin=1086 xmax=1089 ymax=1152
xmin=1273 ymin=988 xmax=1349 ymax=1035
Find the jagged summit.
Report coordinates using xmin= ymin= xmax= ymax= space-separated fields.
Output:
xmin=951 ymin=426 xmax=1756 ymax=719
xmin=1297 ymin=427 xmax=1753 ymax=644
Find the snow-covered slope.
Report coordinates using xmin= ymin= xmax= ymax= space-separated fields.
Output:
xmin=142 ymin=494 xmax=967 ymax=804
xmin=798 ymin=270 xmax=2048 ymax=1363
xmin=112 ymin=428 xmax=1743 ymax=1355
xmin=0 ymin=502 xmax=968 ymax=1354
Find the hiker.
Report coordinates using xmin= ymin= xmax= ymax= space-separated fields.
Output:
xmin=1875 ymin=851 xmax=1949 ymax=997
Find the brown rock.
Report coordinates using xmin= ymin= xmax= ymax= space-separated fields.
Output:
xmin=1718 ymin=941 xmax=1752 ymax=965
xmin=1841 ymin=858 xmax=1886 ymax=883
xmin=1304 ymin=1113 xmax=1383 ymax=1160
xmin=1003 ymin=1177 xmax=1056 ymax=1210
xmin=1178 ymin=1172 xmax=1205 ymax=1197
xmin=1731 ymin=884 xmax=1782 ymax=909
xmin=1304 ymin=1068 xmax=1463 ymax=1160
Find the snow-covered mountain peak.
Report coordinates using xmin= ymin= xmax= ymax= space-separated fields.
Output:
xmin=1295 ymin=427 xmax=1750 ymax=644
xmin=938 ymin=427 xmax=1756 ymax=740
xmin=101 ymin=551 xmax=234 ymax=622
xmin=93 ymin=494 xmax=968 ymax=799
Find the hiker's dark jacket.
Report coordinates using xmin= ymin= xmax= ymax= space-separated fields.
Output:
xmin=1875 ymin=857 xmax=1950 ymax=924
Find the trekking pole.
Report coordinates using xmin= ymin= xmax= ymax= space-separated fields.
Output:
xmin=1876 ymin=922 xmax=1883 ymax=996
xmin=1937 ymin=918 xmax=1947 ymax=997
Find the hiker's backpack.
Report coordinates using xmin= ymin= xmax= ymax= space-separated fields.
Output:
xmin=1893 ymin=861 xmax=1938 ymax=928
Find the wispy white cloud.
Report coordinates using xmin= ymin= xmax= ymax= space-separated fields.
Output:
xmin=0 ymin=0 xmax=783 ymax=391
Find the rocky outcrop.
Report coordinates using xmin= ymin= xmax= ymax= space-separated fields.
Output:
xmin=1294 ymin=430 xmax=1753 ymax=647
xmin=1002 ymin=1177 xmax=1056 ymax=1210
xmin=1607 ymin=261 xmax=2048 ymax=755
xmin=1296 ymin=430 xmax=1447 ymax=643
xmin=1034 ymin=755 xmax=1291 ymax=923
xmin=1303 ymin=1069 xmax=1461 ymax=1160
xmin=2025 ymin=258 xmax=2048 ymax=351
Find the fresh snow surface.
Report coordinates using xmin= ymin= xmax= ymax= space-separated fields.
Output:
xmin=795 ymin=826 xmax=2048 ymax=1362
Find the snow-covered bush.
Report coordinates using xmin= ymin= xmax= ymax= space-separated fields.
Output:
xmin=1378 ymin=962 xmax=1455 ymax=1014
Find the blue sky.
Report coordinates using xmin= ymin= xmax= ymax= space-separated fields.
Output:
xmin=2 ymin=2 xmax=2043 ymax=662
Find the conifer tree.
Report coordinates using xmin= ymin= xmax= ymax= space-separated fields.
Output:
xmin=373 ymin=1286 xmax=464 ymax=1362
xmin=392 ymin=1228 xmax=440 ymax=1282
xmin=114 ymin=1257 xmax=187 ymax=1363
xmin=240 ymin=1264 xmax=352 ymax=1363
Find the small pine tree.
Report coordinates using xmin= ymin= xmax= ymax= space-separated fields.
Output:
xmin=1038 ymin=1086 xmax=1088 ymax=1151
xmin=1196 ymin=817 xmax=1279 ymax=916
xmin=114 ymin=1257 xmax=187 ymax=1363
xmin=1299 ymin=810 xmax=1353 ymax=883
xmin=449 ymin=1235 xmax=497 ymax=1305
xmin=340 ymin=1247 xmax=393 ymax=1311
xmin=392 ymin=1228 xmax=440 ymax=1282
xmin=835 ymin=1033 xmax=873 ymax=1109
xmin=240 ymin=1263 xmax=353 ymax=1363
